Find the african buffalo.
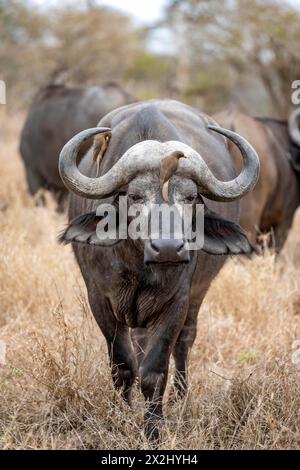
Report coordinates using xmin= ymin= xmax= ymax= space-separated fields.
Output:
xmin=20 ymin=82 xmax=135 ymax=210
xmin=59 ymin=100 xmax=259 ymax=440
xmin=213 ymin=109 xmax=300 ymax=252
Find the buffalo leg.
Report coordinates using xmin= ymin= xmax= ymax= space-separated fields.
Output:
xmin=171 ymin=303 xmax=199 ymax=399
xmin=25 ymin=167 xmax=46 ymax=206
xmin=273 ymin=219 xmax=294 ymax=253
xmin=139 ymin=299 xmax=188 ymax=440
xmin=55 ymin=189 xmax=68 ymax=213
xmin=131 ymin=327 xmax=148 ymax=368
xmin=88 ymin=292 xmax=137 ymax=404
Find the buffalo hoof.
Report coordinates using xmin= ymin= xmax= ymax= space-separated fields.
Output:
xmin=144 ymin=421 xmax=161 ymax=445
xmin=144 ymin=408 xmax=164 ymax=445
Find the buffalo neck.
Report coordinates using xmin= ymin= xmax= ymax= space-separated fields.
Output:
xmin=106 ymin=240 xmax=196 ymax=327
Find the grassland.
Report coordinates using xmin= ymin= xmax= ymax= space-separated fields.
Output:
xmin=0 ymin=110 xmax=300 ymax=449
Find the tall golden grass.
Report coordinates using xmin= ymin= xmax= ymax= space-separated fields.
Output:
xmin=0 ymin=111 xmax=300 ymax=450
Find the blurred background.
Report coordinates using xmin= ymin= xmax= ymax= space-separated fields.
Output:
xmin=1 ymin=0 xmax=300 ymax=116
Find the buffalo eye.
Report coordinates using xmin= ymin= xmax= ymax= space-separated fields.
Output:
xmin=128 ymin=193 xmax=144 ymax=203
xmin=185 ymin=195 xmax=196 ymax=202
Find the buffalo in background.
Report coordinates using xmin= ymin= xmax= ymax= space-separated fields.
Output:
xmin=213 ymin=109 xmax=300 ymax=252
xmin=19 ymin=82 xmax=135 ymax=210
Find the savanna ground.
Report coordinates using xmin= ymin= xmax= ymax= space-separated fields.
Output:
xmin=0 ymin=110 xmax=300 ymax=450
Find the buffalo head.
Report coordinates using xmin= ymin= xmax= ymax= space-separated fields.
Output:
xmin=59 ymin=126 xmax=259 ymax=264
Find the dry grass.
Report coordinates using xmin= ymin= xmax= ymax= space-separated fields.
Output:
xmin=0 ymin=110 xmax=300 ymax=450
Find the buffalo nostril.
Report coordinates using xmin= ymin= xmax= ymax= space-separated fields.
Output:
xmin=176 ymin=241 xmax=185 ymax=253
xmin=150 ymin=240 xmax=160 ymax=253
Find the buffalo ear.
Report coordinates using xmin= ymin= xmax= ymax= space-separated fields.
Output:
xmin=59 ymin=191 xmax=125 ymax=246
xmin=58 ymin=211 xmax=104 ymax=245
xmin=203 ymin=208 xmax=254 ymax=256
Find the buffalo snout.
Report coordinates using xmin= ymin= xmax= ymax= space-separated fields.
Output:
xmin=144 ymin=239 xmax=190 ymax=265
